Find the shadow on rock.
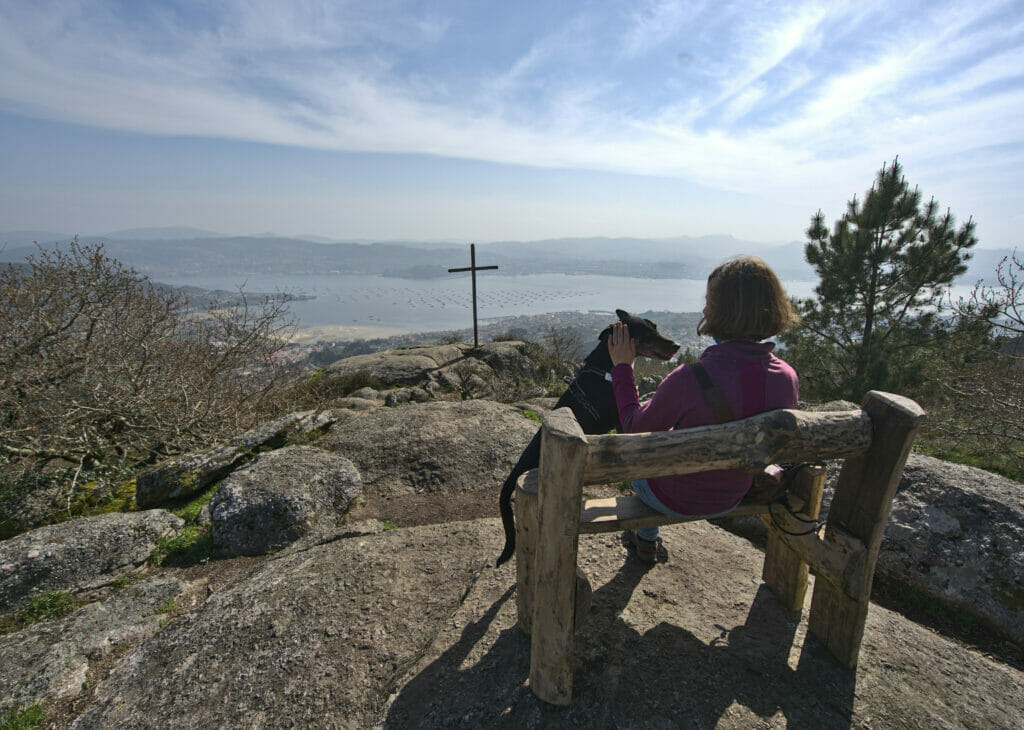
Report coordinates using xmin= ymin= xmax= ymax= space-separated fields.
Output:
xmin=384 ymin=556 xmax=857 ymax=728
xmin=382 ymin=584 xmax=529 ymax=728
xmin=610 ymin=586 xmax=858 ymax=728
xmin=572 ymin=566 xmax=856 ymax=727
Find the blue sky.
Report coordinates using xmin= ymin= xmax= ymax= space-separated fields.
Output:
xmin=0 ymin=0 xmax=1021 ymax=246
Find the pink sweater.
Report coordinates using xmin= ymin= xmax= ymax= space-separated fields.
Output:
xmin=610 ymin=341 xmax=799 ymax=515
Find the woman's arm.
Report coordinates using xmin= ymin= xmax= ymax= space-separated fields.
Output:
xmin=609 ymin=351 xmax=693 ymax=434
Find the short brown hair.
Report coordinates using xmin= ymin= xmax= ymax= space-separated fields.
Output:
xmin=697 ymin=255 xmax=800 ymax=341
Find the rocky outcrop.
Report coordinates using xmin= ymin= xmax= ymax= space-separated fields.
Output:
xmin=210 ymin=446 xmax=363 ymax=556
xmin=73 ymin=521 xmax=500 ymax=728
xmin=228 ymin=409 xmax=337 ymax=451
xmin=135 ymin=410 xmax=339 ymax=508
xmin=322 ymin=400 xmax=538 ymax=496
xmin=70 ymin=520 xmax=1024 ymax=729
xmin=135 ymin=443 xmax=249 ymax=509
xmin=322 ymin=341 xmax=536 ymax=394
xmin=0 ymin=510 xmax=183 ymax=612
xmin=0 ymin=576 xmax=193 ymax=713
xmin=131 ymin=346 xmax=539 ymax=513
xmin=876 ymin=453 xmax=1024 ymax=643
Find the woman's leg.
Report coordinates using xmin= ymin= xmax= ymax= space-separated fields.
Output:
xmin=631 ymin=480 xmax=740 ymax=541
xmin=632 ymin=479 xmax=685 ymax=541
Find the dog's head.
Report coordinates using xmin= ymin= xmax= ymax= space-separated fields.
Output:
xmin=599 ymin=309 xmax=680 ymax=361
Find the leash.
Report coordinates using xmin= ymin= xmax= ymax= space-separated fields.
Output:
xmin=765 ymin=461 xmax=830 ymax=536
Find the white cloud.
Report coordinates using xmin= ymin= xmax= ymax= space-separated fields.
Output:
xmin=0 ymin=0 xmax=1021 ymax=244
xmin=619 ymin=0 xmax=698 ymax=58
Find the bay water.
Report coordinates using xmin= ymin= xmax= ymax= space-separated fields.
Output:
xmin=158 ymin=272 xmax=820 ymax=340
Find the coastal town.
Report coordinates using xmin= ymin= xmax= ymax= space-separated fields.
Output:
xmin=273 ymin=309 xmax=708 ymax=372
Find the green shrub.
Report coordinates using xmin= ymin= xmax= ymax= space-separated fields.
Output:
xmin=0 ymin=704 xmax=46 ymax=730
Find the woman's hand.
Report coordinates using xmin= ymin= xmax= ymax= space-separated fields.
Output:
xmin=607 ymin=321 xmax=636 ymax=367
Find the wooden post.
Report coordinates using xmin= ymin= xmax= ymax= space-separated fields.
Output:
xmin=529 ymin=408 xmax=588 ymax=705
xmin=514 ymin=469 xmax=539 ymax=635
xmin=807 ymin=391 xmax=924 ymax=667
xmin=762 ymin=464 xmax=827 ymax=611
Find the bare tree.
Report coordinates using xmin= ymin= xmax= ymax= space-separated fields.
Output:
xmin=934 ymin=250 xmax=1024 ymax=474
xmin=0 ymin=241 xmax=293 ymax=481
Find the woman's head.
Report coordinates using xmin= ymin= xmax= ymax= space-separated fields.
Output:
xmin=697 ymin=255 xmax=800 ymax=342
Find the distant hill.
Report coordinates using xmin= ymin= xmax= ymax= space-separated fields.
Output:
xmin=102 ymin=226 xmax=226 ymax=240
xmin=0 ymin=230 xmax=1010 ymax=284
xmin=0 ymin=230 xmax=71 ymax=247
xmin=0 ymin=232 xmax=809 ymax=281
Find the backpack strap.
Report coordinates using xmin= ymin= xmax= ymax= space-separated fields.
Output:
xmin=692 ymin=363 xmax=807 ymax=511
xmin=690 ymin=362 xmax=735 ymax=424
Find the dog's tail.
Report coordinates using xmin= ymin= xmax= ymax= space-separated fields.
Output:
xmin=496 ymin=430 xmax=542 ymax=567
xmin=496 ymin=473 xmax=517 ymax=566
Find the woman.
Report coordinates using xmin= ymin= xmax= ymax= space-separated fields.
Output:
xmin=607 ymin=255 xmax=801 ymax=562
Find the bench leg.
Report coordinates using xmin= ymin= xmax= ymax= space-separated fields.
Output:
xmin=807 ymin=391 xmax=924 ymax=667
xmin=762 ymin=465 xmax=827 ymax=612
xmin=529 ymin=409 xmax=588 ymax=706
xmin=515 ymin=467 xmax=593 ymax=638
xmin=514 ymin=471 xmax=539 ymax=635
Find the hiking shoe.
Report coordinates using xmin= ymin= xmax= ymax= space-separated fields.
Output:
xmin=626 ymin=531 xmax=666 ymax=564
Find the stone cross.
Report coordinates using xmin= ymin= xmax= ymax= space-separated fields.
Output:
xmin=447 ymin=243 xmax=498 ymax=348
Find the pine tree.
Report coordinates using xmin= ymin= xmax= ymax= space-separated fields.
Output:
xmin=782 ymin=158 xmax=978 ymax=400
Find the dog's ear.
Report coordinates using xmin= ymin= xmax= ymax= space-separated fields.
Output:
xmin=616 ymin=309 xmax=630 ymax=321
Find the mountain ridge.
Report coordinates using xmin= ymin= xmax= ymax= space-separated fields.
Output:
xmin=0 ymin=229 xmax=1012 ymax=285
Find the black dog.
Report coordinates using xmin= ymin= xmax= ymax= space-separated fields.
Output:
xmin=496 ymin=310 xmax=679 ymax=566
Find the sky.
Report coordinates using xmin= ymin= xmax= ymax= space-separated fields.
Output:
xmin=0 ymin=0 xmax=1022 ymax=247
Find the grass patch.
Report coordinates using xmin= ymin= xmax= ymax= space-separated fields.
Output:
xmin=149 ymin=524 xmax=214 ymax=568
xmin=283 ymin=426 xmax=329 ymax=448
xmin=916 ymin=430 xmax=1024 ymax=483
xmin=169 ymin=482 xmax=219 ymax=524
xmin=111 ymin=575 xmax=134 ymax=591
xmin=521 ymin=409 xmax=543 ymax=424
xmin=0 ymin=705 xmax=46 ymax=730
xmin=157 ymin=596 xmax=178 ymax=625
xmin=543 ymin=381 xmax=568 ymax=397
xmin=381 ymin=520 xmax=399 ymax=531
xmin=0 ymin=591 xmax=79 ymax=635
xmin=302 ymin=368 xmax=383 ymax=404
xmin=80 ymin=475 xmax=138 ymax=516
xmin=0 ymin=463 xmax=137 ymax=540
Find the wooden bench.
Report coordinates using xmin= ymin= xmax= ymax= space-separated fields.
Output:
xmin=513 ymin=390 xmax=924 ymax=705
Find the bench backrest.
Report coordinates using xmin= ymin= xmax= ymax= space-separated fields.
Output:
xmin=578 ymin=406 xmax=871 ymax=485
